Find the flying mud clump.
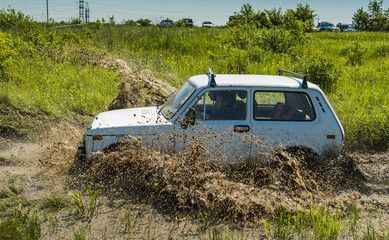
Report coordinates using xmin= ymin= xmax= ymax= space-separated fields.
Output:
xmin=98 ymin=58 xmax=176 ymax=109
xmin=69 ymin=138 xmax=368 ymax=223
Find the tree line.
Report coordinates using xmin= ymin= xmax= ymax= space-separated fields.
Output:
xmin=353 ymin=0 xmax=389 ymax=31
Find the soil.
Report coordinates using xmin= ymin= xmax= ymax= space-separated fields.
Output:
xmin=1 ymin=124 xmax=389 ymax=239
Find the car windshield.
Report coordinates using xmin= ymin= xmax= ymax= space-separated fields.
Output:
xmin=160 ymin=81 xmax=196 ymax=119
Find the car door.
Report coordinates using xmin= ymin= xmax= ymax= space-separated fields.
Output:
xmin=250 ymin=89 xmax=319 ymax=159
xmin=175 ymin=88 xmax=252 ymax=164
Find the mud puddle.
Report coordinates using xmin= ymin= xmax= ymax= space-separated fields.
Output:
xmin=68 ymin=139 xmax=374 ymax=223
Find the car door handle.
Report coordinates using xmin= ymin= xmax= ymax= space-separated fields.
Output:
xmin=233 ymin=125 xmax=250 ymax=133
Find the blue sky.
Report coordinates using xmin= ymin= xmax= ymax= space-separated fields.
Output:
xmin=2 ymin=0 xmax=388 ymax=26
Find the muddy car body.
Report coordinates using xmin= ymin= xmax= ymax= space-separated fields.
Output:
xmin=78 ymin=69 xmax=344 ymax=163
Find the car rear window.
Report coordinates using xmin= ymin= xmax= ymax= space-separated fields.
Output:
xmin=253 ymin=91 xmax=315 ymax=121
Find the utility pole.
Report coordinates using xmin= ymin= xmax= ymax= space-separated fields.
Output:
xmin=85 ymin=2 xmax=90 ymax=23
xmin=79 ymin=0 xmax=84 ymax=22
xmin=46 ymin=0 xmax=49 ymax=23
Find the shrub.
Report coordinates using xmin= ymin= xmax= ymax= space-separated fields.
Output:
xmin=340 ymin=42 xmax=366 ymax=66
xmin=0 ymin=8 xmax=33 ymax=31
xmin=0 ymin=30 xmax=15 ymax=76
xmin=370 ymin=40 xmax=389 ymax=58
xmin=260 ymin=28 xmax=294 ymax=53
xmin=295 ymin=53 xmax=341 ymax=92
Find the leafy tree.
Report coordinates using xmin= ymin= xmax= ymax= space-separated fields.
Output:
xmin=376 ymin=14 xmax=389 ymax=30
xmin=227 ymin=3 xmax=314 ymax=32
xmin=95 ymin=19 xmax=102 ymax=29
xmin=227 ymin=3 xmax=271 ymax=28
xmin=124 ymin=19 xmax=136 ymax=26
xmin=136 ymin=18 xmax=152 ymax=27
xmin=265 ymin=8 xmax=285 ymax=27
xmin=294 ymin=4 xmax=316 ymax=24
xmin=227 ymin=3 xmax=255 ymax=27
xmin=109 ymin=15 xmax=115 ymax=25
xmin=271 ymin=4 xmax=315 ymax=32
xmin=252 ymin=11 xmax=271 ymax=28
xmin=368 ymin=0 xmax=383 ymax=18
xmin=352 ymin=8 xmax=369 ymax=30
xmin=240 ymin=3 xmax=255 ymax=17
xmin=0 ymin=7 xmax=33 ymax=31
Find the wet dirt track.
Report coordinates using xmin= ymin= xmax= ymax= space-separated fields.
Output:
xmin=1 ymin=128 xmax=389 ymax=239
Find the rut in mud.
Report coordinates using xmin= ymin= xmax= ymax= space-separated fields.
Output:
xmin=68 ymin=138 xmax=369 ymax=223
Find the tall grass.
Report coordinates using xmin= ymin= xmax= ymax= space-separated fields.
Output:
xmin=1 ymin=56 xmax=119 ymax=117
xmin=82 ymin=25 xmax=388 ymax=149
xmin=1 ymin=7 xmax=389 ymax=148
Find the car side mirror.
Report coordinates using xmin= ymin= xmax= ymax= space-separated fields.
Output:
xmin=181 ymin=108 xmax=196 ymax=129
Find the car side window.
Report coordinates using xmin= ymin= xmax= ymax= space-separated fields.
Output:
xmin=253 ymin=91 xmax=315 ymax=121
xmin=194 ymin=90 xmax=247 ymax=120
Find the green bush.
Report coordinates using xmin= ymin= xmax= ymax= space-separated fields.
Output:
xmin=294 ymin=53 xmax=341 ymax=93
xmin=340 ymin=42 xmax=366 ymax=66
xmin=0 ymin=30 xmax=15 ymax=75
xmin=0 ymin=8 xmax=33 ymax=31
xmin=259 ymin=28 xmax=294 ymax=53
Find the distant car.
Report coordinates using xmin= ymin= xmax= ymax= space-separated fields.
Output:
xmin=317 ymin=22 xmax=339 ymax=31
xmin=202 ymin=21 xmax=214 ymax=27
xmin=78 ymin=68 xmax=345 ymax=163
xmin=345 ymin=25 xmax=356 ymax=32
xmin=183 ymin=18 xmax=194 ymax=28
xmin=158 ymin=19 xmax=175 ymax=27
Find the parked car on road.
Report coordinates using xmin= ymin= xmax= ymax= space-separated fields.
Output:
xmin=202 ymin=21 xmax=214 ymax=27
xmin=317 ymin=22 xmax=339 ymax=31
xmin=345 ymin=25 xmax=357 ymax=32
xmin=183 ymin=18 xmax=194 ymax=28
xmin=78 ymin=69 xmax=345 ymax=163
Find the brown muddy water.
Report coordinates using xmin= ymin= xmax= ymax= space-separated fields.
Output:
xmin=68 ymin=138 xmax=371 ymax=223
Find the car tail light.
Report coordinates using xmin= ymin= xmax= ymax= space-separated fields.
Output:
xmin=327 ymin=135 xmax=336 ymax=139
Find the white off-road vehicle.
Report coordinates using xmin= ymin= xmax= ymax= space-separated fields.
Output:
xmin=78 ymin=68 xmax=344 ymax=163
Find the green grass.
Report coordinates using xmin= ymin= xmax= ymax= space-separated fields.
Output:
xmin=40 ymin=195 xmax=70 ymax=211
xmin=1 ymin=56 xmax=119 ymax=117
xmin=1 ymin=9 xmax=389 ymax=147
xmin=78 ymin=25 xmax=389 ymax=149
xmin=0 ymin=207 xmax=41 ymax=240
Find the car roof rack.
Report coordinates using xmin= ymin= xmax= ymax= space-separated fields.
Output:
xmin=278 ymin=69 xmax=308 ymax=89
xmin=207 ymin=66 xmax=217 ymax=87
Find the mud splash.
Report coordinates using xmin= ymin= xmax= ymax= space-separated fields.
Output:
xmin=69 ymin=139 xmax=368 ymax=223
xmin=98 ymin=58 xmax=176 ymax=109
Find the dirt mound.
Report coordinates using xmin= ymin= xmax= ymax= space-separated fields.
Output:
xmin=69 ymin=139 xmax=369 ymax=223
xmin=98 ymin=58 xmax=176 ymax=109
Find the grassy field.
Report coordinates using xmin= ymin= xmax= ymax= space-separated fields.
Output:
xmin=84 ymin=25 xmax=389 ymax=149
xmin=2 ymin=17 xmax=388 ymax=147
xmin=1 ymin=8 xmax=389 ymax=239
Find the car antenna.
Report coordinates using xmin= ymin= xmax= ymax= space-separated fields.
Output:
xmin=278 ymin=69 xmax=308 ymax=89
xmin=207 ymin=66 xmax=217 ymax=87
